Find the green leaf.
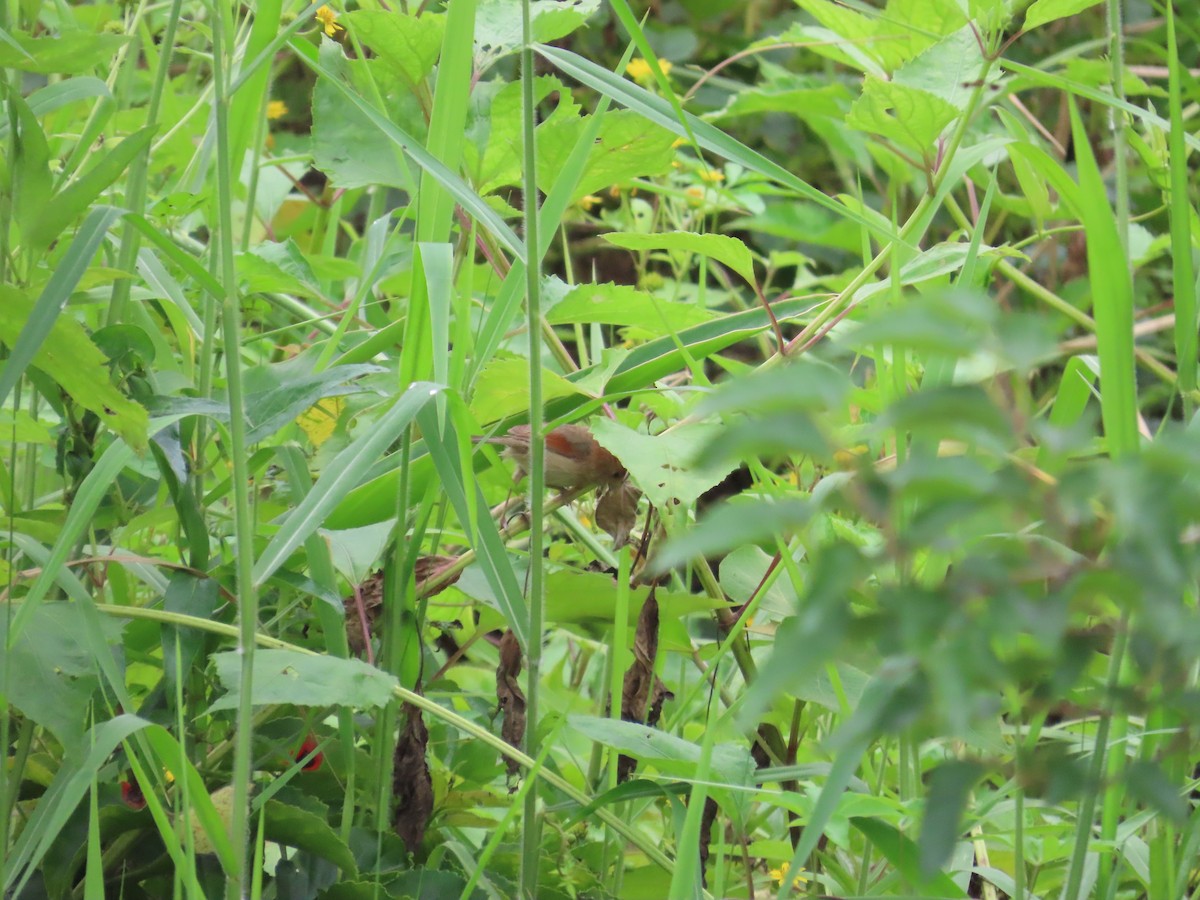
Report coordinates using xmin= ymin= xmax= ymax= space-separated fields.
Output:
xmin=1065 ymin=97 xmax=1137 ymax=458
xmin=1023 ymin=0 xmax=1103 ymax=31
xmin=25 ymin=127 xmax=154 ymax=254
xmin=1123 ymin=760 xmax=1187 ymax=824
xmin=311 ymin=54 xmax=414 ymax=190
xmin=239 ymin=239 xmax=325 ymax=297
xmin=0 ymin=282 xmax=149 ymax=451
xmin=545 ymin=110 xmax=676 ymax=201
xmin=568 ymin=716 xmax=753 ymax=787
xmin=918 ymin=760 xmax=984 ymax=880
xmin=344 ymin=10 xmax=444 ymax=88
xmin=846 ymin=77 xmax=958 ymax=160
xmin=536 ymin=45 xmax=906 ymax=246
xmin=649 ymin=499 xmax=814 ymax=575
xmin=4 ymin=715 xmax=151 ymax=897
xmin=0 ymin=603 xmax=126 ymax=753
xmin=474 ymin=0 xmax=600 ymax=67
xmin=10 ymin=95 xmax=52 ymax=239
xmin=853 ymin=817 xmax=967 ymax=897
xmin=604 ymin=231 xmax=756 ymax=288
xmin=543 ymin=568 xmax=728 ymax=628
xmin=546 ymin=283 xmax=713 ymax=332
xmin=469 ymin=357 xmax=585 ymax=423
xmin=264 ymin=800 xmax=358 ymax=874
xmin=590 ymin=420 xmax=738 ymax=509
xmin=209 ymin=649 xmax=399 ymax=710
xmin=296 ymin=36 xmax=523 ymax=261
xmin=252 ymin=383 xmax=440 ymax=586
xmin=0 ymin=31 xmax=129 ymax=74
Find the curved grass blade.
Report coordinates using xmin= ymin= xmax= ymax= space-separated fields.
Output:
xmin=251 ymin=382 xmax=443 ymax=588
xmin=0 ymin=205 xmax=123 ymax=408
xmin=535 ymin=44 xmax=903 ymax=246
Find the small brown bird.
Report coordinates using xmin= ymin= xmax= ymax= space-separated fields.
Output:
xmin=473 ymin=423 xmax=626 ymax=490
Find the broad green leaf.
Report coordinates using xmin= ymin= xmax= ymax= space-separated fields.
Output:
xmin=344 ymin=10 xmax=445 ymax=88
xmin=155 ymin=358 xmax=385 ymax=444
xmin=474 ymin=0 xmax=600 ymax=67
xmin=796 ymin=0 xmax=966 ymax=72
xmin=0 ymin=603 xmax=126 ymax=753
xmin=474 ymin=77 xmax=570 ymax=194
xmin=264 ymin=800 xmax=358 ymax=874
xmin=0 ymin=283 xmax=148 ymax=450
xmin=715 ymin=68 xmax=850 ymax=120
xmin=543 ymin=569 xmax=728 ymax=627
xmin=296 ymin=36 xmax=524 ymax=261
xmin=650 ymin=498 xmax=814 ymax=576
xmin=918 ymin=760 xmax=985 ymax=879
xmin=1024 ymin=0 xmax=1103 ymax=30
xmin=10 ymin=96 xmax=52 ymax=240
xmin=853 ymin=817 xmax=967 ymax=897
xmin=0 ymin=410 xmax=52 ymax=443
xmin=604 ymin=231 xmax=756 ymax=288
xmin=893 ymin=27 xmax=990 ymax=112
xmin=590 ymin=420 xmax=738 ymax=509
xmin=0 ymin=31 xmax=128 ymax=74
xmin=239 ymin=239 xmax=325 ymax=298
xmin=322 ymin=520 xmax=395 ymax=584
xmin=470 ymin=357 xmax=585 ymax=423
xmin=568 ymin=716 xmax=753 ymax=787
xmin=546 ymin=283 xmax=713 ymax=332
xmin=209 ymin=649 xmax=399 ymax=710
xmin=846 ymin=77 xmax=958 ymax=160
xmin=311 ymin=47 xmax=415 ymax=191
xmin=544 ymin=110 xmax=676 ymax=201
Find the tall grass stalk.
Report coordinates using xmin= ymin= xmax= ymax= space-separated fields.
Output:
xmin=208 ymin=0 xmax=258 ymax=893
xmin=518 ymin=0 xmax=546 ymax=892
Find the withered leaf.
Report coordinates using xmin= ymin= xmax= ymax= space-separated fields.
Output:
xmin=392 ymin=703 xmax=434 ymax=855
xmin=699 ymin=796 xmax=719 ymax=888
xmin=495 ymin=629 xmax=526 ymax=777
xmin=345 ymin=556 xmax=460 ymax=655
xmin=618 ymin=593 xmax=663 ymax=783
xmin=595 ymin=480 xmax=641 ymax=549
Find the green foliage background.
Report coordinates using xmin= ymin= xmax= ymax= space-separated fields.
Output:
xmin=2 ymin=0 xmax=1200 ymax=898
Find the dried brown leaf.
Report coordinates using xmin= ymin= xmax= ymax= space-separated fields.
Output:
xmin=495 ymin=629 xmax=526 ymax=777
xmin=618 ymin=593 xmax=664 ymax=783
xmin=345 ymin=557 xmax=460 ymax=655
xmin=392 ymin=703 xmax=434 ymax=855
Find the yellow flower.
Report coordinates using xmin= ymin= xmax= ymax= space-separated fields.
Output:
xmin=627 ymin=57 xmax=671 ymax=85
xmin=769 ymin=865 xmax=809 ymax=890
xmin=578 ymin=194 xmax=602 ymax=211
xmin=266 ymin=100 xmax=288 ymax=120
xmin=699 ymin=168 xmax=725 ymax=184
xmin=671 ymin=137 xmax=687 ymax=149
xmin=316 ymin=5 xmax=343 ymax=37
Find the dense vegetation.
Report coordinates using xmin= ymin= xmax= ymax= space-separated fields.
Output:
xmin=3 ymin=0 xmax=1200 ymax=898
